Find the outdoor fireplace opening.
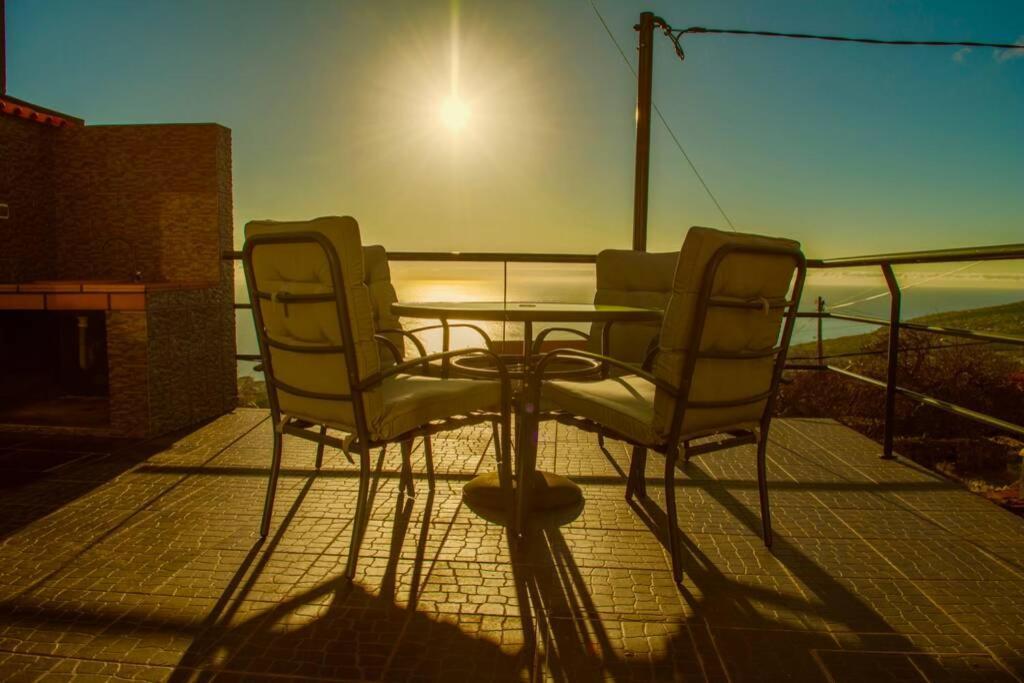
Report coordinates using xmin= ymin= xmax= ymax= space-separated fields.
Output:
xmin=0 ymin=311 xmax=110 ymax=427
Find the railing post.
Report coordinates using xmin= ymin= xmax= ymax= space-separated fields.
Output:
xmin=632 ymin=11 xmax=656 ymax=252
xmin=815 ymin=296 xmax=824 ymax=365
xmin=881 ymin=264 xmax=901 ymax=459
xmin=502 ymin=260 xmax=508 ymax=352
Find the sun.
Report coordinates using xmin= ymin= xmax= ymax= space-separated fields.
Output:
xmin=440 ymin=95 xmax=470 ymax=132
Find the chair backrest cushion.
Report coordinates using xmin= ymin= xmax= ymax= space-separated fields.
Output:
xmin=589 ymin=249 xmax=677 ymax=363
xmin=244 ymin=216 xmax=382 ymax=431
xmin=653 ymin=227 xmax=801 ymax=439
xmin=363 ymin=245 xmax=404 ymax=365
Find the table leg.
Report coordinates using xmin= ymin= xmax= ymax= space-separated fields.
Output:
xmin=517 ymin=319 xmax=581 ymax=516
xmin=461 ymin=317 xmax=582 ymax=519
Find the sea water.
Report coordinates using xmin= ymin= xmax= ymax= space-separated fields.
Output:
xmin=234 ymin=261 xmax=1022 ymax=377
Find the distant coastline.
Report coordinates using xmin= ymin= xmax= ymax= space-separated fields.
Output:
xmin=234 ymin=265 xmax=1024 ymax=377
xmin=789 ymin=297 xmax=1024 ymax=362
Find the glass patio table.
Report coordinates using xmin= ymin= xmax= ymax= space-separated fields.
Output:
xmin=391 ymin=301 xmax=663 ymax=515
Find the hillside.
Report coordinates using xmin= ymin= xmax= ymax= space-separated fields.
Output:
xmin=789 ymin=299 xmax=1024 ymax=363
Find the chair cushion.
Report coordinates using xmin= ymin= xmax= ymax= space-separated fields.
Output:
xmin=544 ymin=376 xmax=660 ymax=446
xmin=264 ymin=372 xmax=500 ymax=442
xmin=652 ymin=227 xmax=801 ymax=438
xmin=244 ymin=216 xmax=382 ymax=431
xmin=588 ymin=250 xmax=676 ymax=364
xmin=364 ymin=245 xmax=404 ymax=365
xmin=544 ymin=374 xmax=762 ymax=447
xmin=373 ymin=374 xmax=501 ymax=441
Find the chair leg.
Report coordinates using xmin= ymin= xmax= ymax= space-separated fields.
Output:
xmin=259 ymin=430 xmax=284 ymax=538
xmin=756 ymin=434 xmax=773 ymax=549
xmin=597 ymin=430 xmax=605 ymax=448
xmin=344 ymin=447 xmax=373 ymax=580
xmin=664 ymin=445 xmax=683 ymax=584
xmin=423 ymin=436 xmax=436 ymax=489
xmin=400 ymin=439 xmax=416 ymax=498
xmin=314 ymin=424 xmax=327 ymax=470
xmin=499 ymin=411 xmax=515 ymax=536
xmin=625 ymin=446 xmax=647 ymax=500
xmin=491 ymin=420 xmax=502 ymax=462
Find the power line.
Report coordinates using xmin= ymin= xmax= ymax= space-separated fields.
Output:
xmin=586 ymin=1 xmax=738 ymax=231
xmin=830 ymin=261 xmax=981 ymax=311
xmin=660 ymin=24 xmax=1024 ymax=62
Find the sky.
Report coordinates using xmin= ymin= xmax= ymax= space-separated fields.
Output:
xmin=7 ymin=0 xmax=1024 ymax=264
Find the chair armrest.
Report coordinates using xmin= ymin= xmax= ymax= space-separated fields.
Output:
xmin=641 ymin=336 xmax=660 ymax=372
xmin=405 ymin=322 xmax=493 ymax=350
xmin=374 ymin=334 xmax=405 ymax=365
xmin=360 ymin=347 xmax=512 ymax=394
xmin=530 ymin=327 xmax=591 ymax=356
xmin=532 ymin=348 xmax=679 ymax=397
xmin=376 ymin=327 xmax=429 ymax=359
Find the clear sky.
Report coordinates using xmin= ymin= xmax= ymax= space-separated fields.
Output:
xmin=7 ymin=0 xmax=1023 ymax=261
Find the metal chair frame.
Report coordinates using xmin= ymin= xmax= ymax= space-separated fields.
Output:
xmin=243 ymin=231 xmax=513 ymax=579
xmin=524 ymin=241 xmax=807 ymax=583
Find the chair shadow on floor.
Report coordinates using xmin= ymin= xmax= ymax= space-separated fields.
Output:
xmin=621 ymin=448 xmax=952 ymax=681
xmin=167 ymin=443 xmax=533 ymax=682
xmin=165 ymin=434 xmax=951 ymax=682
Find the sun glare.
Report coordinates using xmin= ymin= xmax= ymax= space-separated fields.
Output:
xmin=440 ymin=95 xmax=470 ymax=132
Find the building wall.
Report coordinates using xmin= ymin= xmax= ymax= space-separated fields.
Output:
xmin=1 ymin=116 xmax=237 ymax=437
xmin=53 ymin=124 xmax=230 ymax=285
xmin=0 ymin=116 xmax=58 ymax=282
xmin=145 ymin=287 xmax=237 ymax=436
xmin=107 ymin=310 xmax=150 ymax=438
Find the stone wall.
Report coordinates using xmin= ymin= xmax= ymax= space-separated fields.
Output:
xmin=106 ymin=310 xmax=150 ymax=437
xmin=53 ymin=124 xmax=230 ymax=284
xmin=0 ymin=116 xmax=58 ymax=282
xmin=1 ymin=116 xmax=237 ymax=437
xmin=145 ymin=287 xmax=237 ymax=436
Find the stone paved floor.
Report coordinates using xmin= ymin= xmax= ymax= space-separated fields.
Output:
xmin=0 ymin=409 xmax=1022 ymax=681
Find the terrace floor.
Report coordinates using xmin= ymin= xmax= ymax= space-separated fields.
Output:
xmin=0 ymin=410 xmax=1022 ymax=682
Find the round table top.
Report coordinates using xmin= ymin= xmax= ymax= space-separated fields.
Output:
xmin=391 ymin=301 xmax=663 ymax=323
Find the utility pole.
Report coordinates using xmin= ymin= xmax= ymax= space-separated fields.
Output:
xmin=632 ymin=11 xmax=656 ymax=251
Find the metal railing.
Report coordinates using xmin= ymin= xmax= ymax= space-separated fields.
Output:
xmin=795 ymin=243 xmax=1024 ymax=458
xmin=226 ymin=242 xmax=1024 ymax=458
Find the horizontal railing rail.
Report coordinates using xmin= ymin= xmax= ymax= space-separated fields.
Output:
xmin=226 ymin=241 xmax=1024 ymax=458
xmin=807 ymin=243 xmax=1024 ymax=268
xmin=223 ymin=250 xmax=596 ymax=264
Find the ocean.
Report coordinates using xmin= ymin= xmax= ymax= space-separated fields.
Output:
xmin=234 ymin=262 xmax=1022 ymax=377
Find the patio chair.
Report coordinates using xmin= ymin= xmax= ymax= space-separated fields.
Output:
xmin=529 ymin=249 xmax=675 ymax=464
xmin=531 ymin=249 xmax=676 ymax=368
xmin=243 ymin=216 xmax=512 ymax=579
xmin=526 ymin=226 xmax=805 ymax=583
xmin=362 ymin=244 xmax=504 ymax=466
xmin=364 ymin=244 xmax=495 ymax=365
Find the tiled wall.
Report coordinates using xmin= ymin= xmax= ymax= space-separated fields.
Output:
xmin=0 ymin=116 xmax=58 ymax=282
xmin=0 ymin=117 xmax=237 ymax=437
xmin=146 ymin=288 xmax=237 ymax=436
xmin=54 ymin=124 xmax=230 ymax=284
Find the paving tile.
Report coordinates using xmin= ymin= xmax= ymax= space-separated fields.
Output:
xmin=0 ymin=410 xmax=1022 ymax=682
xmin=866 ymin=539 xmax=1023 ymax=582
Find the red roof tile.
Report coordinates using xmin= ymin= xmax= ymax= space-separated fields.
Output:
xmin=0 ymin=95 xmax=83 ymax=127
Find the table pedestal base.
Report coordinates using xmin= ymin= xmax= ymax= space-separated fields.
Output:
xmin=463 ymin=470 xmax=582 ymax=511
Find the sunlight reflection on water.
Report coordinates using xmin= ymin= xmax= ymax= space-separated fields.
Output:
xmin=389 ymin=262 xmax=596 ymax=352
